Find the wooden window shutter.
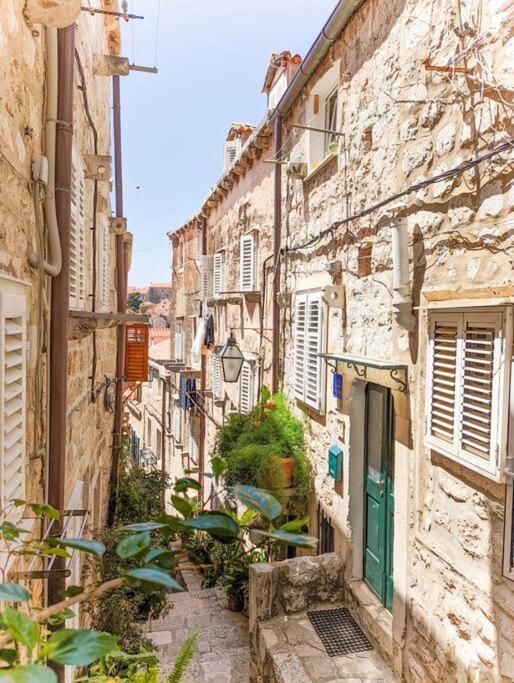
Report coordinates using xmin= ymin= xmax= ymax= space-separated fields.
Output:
xmin=426 ymin=309 xmax=508 ymax=477
xmin=174 ymin=320 xmax=184 ymax=361
xmin=239 ymin=362 xmax=254 ymax=414
xmin=1 ymin=292 xmax=26 ymax=519
xmin=173 ymin=403 xmax=182 ymax=443
xmin=459 ymin=312 xmax=503 ymax=465
xmin=212 ymin=354 xmax=222 ymax=400
xmin=240 ymin=235 xmax=255 ymax=291
xmin=70 ymin=145 xmax=86 ymax=310
xmin=426 ymin=313 xmax=461 ymax=456
xmin=294 ymin=292 xmax=324 ymax=412
xmin=201 ymin=256 xmax=214 ymax=300
xmin=124 ymin=324 xmax=149 ymax=382
xmin=213 ymin=252 xmax=224 ymax=297
xmin=294 ymin=294 xmax=307 ymax=403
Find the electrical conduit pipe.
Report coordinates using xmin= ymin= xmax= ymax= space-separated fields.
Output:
xmin=391 ymin=218 xmax=416 ymax=331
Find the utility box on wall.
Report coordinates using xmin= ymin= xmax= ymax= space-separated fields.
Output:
xmin=328 ymin=444 xmax=343 ymax=480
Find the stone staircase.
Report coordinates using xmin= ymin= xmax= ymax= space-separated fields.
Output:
xmin=146 ymin=565 xmax=250 ymax=682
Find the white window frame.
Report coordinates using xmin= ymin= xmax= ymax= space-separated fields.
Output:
xmin=240 ymin=234 xmax=256 ymax=292
xmin=0 ymin=288 xmax=27 ymax=522
xmin=239 ymin=362 xmax=255 ymax=414
xmin=189 ymin=417 xmax=199 ymax=464
xmin=213 ymin=251 xmax=224 ymax=297
xmin=174 ymin=319 xmax=184 ymax=362
xmin=224 ymin=139 xmax=241 ymax=172
xmin=293 ymin=290 xmax=326 ymax=414
xmin=425 ymin=307 xmax=512 ymax=481
xmin=173 ymin=403 xmax=183 ymax=444
xmin=70 ymin=143 xmax=86 ymax=310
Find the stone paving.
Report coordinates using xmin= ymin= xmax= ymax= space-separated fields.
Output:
xmin=146 ymin=565 xmax=250 ymax=682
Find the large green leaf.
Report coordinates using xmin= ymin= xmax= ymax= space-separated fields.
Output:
xmin=253 ymin=529 xmax=318 ymax=548
xmin=174 ymin=477 xmax=201 ymax=493
xmin=118 ymin=522 xmax=167 ymax=532
xmin=45 ymin=629 xmax=117 ymax=666
xmin=0 ymin=665 xmax=57 ymax=682
xmin=144 ymin=549 xmax=176 ymax=569
xmin=171 ymin=496 xmax=193 ymax=519
xmin=28 ymin=503 xmax=60 ymax=520
xmin=180 ymin=514 xmax=239 ymax=539
xmin=2 ymin=609 xmax=39 ymax=650
xmin=55 ymin=538 xmax=105 ymax=558
xmin=0 ymin=584 xmax=29 ymax=603
xmin=125 ymin=567 xmax=182 ymax=590
xmin=153 ymin=514 xmax=185 ymax=534
xmin=116 ymin=532 xmax=151 ymax=559
xmin=233 ymin=485 xmax=282 ymax=521
xmin=279 ymin=518 xmax=309 ymax=532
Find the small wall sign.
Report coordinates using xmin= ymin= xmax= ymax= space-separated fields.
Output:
xmin=333 ymin=373 xmax=343 ymax=399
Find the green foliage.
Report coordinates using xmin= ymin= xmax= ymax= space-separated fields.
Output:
xmin=216 ymin=390 xmax=312 ymax=514
xmin=127 ymin=291 xmax=144 ymax=313
xmin=116 ymin=464 xmax=171 ymax=526
xmin=166 ymin=629 xmax=198 ymax=683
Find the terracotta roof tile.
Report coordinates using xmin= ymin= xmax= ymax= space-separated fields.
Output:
xmin=262 ymin=51 xmax=302 ymax=93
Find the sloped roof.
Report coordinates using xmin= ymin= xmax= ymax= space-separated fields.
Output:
xmin=226 ymin=123 xmax=256 ymax=141
xmin=262 ymin=51 xmax=302 ymax=93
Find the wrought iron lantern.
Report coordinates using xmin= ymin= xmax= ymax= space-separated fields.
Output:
xmin=218 ymin=332 xmax=244 ymax=383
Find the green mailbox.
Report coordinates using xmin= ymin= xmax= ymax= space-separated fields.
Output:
xmin=328 ymin=444 xmax=343 ymax=480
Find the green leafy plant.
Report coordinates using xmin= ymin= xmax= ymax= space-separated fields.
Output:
xmin=216 ymin=390 xmax=312 ymax=513
xmin=167 ymin=629 xmax=199 ymax=683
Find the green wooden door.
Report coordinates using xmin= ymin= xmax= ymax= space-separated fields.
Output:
xmin=364 ymin=384 xmax=394 ymax=610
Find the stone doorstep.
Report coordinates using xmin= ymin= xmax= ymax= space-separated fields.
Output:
xmin=345 ymin=579 xmax=394 ymax=668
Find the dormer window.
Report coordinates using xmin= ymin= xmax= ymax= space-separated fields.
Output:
xmin=268 ymin=71 xmax=288 ymax=111
xmin=263 ymin=51 xmax=302 ymax=113
xmin=307 ymin=61 xmax=340 ymax=172
xmin=224 ymin=139 xmax=241 ymax=172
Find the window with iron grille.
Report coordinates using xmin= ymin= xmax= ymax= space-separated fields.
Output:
xmin=426 ymin=308 xmax=512 ymax=479
xmin=317 ymin=504 xmax=335 ymax=554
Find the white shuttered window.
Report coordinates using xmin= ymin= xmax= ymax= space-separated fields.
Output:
xmin=173 ymin=403 xmax=182 ymax=444
xmin=70 ymin=145 xmax=86 ymax=310
xmin=189 ymin=417 xmax=200 ymax=464
xmin=1 ymin=292 xmax=26 ymax=518
xmin=426 ymin=309 xmax=511 ymax=478
xmin=212 ymin=354 xmax=223 ymax=400
xmin=201 ymin=255 xmax=214 ymax=300
xmin=240 ymin=235 xmax=255 ymax=291
xmin=294 ymin=292 xmax=325 ymax=413
xmin=174 ymin=320 xmax=184 ymax=361
xmin=98 ymin=217 xmax=110 ymax=312
xmin=239 ymin=362 xmax=254 ymax=414
xmin=213 ymin=252 xmax=224 ymax=297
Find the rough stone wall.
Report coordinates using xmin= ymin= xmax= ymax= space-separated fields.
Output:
xmin=278 ymin=0 xmax=514 ymax=680
xmin=0 ymin=2 xmax=119 ymax=531
xmin=204 ymin=138 xmax=275 ymax=476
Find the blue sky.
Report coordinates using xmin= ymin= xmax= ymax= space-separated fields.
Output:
xmin=120 ymin=0 xmax=335 ymax=286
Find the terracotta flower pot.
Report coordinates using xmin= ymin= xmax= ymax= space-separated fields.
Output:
xmin=282 ymin=457 xmax=293 ymax=488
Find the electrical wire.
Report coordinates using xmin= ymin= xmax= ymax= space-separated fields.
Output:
xmin=283 ymin=139 xmax=513 ymax=254
xmin=153 ymin=0 xmax=161 ymax=68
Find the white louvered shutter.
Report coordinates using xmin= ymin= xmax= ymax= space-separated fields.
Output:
xmin=70 ymin=145 xmax=86 ymax=309
xmin=294 ymin=294 xmax=307 ymax=402
xmin=426 ymin=313 xmax=461 ymax=455
xmin=294 ymin=292 xmax=324 ymax=412
xmin=189 ymin=418 xmax=199 ymax=464
xmin=99 ymin=217 xmax=110 ymax=312
xmin=173 ymin=404 xmax=182 ymax=443
xmin=426 ymin=310 xmax=506 ymax=475
xmin=1 ymin=293 xmax=26 ymax=518
xmin=212 ymin=354 xmax=222 ymax=400
xmin=201 ymin=256 xmax=214 ymax=300
xmin=459 ymin=312 xmax=502 ymax=465
xmin=240 ymin=235 xmax=255 ymax=291
xmin=239 ymin=362 xmax=254 ymax=414
xmin=213 ymin=252 xmax=224 ymax=297
xmin=174 ymin=320 xmax=183 ymax=361
xmin=224 ymin=141 xmax=240 ymax=171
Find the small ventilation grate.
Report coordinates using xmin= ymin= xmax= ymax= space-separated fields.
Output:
xmin=307 ymin=608 xmax=373 ymax=657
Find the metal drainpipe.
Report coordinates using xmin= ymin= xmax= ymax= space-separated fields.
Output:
xmin=108 ymin=74 xmax=126 ymax=525
xmin=199 ymin=216 xmax=207 ymax=502
xmin=47 ymin=24 xmax=75 ymax=682
xmin=161 ymin=374 xmax=168 ymax=505
xmin=272 ymin=114 xmax=282 ymax=394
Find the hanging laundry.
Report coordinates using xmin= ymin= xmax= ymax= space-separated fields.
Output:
xmin=204 ymin=314 xmax=215 ymax=348
xmin=191 ymin=317 xmax=206 ymax=364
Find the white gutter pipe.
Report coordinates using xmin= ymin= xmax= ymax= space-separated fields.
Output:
xmin=29 ymin=27 xmax=62 ymax=276
xmin=391 ymin=218 xmax=416 ymax=331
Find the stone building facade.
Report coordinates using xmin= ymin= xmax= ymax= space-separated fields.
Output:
xmin=169 ymin=0 xmax=514 ymax=680
xmin=0 ymin=0 xmax=125 ymax=575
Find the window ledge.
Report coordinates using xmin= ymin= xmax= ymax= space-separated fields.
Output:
xmin=69 ymin=310 xmax=149 ymax=340
xmin=207 ymin=291 xmax=261 ymax=306
xmin=304 ymin=153 xmax=337 ymax=184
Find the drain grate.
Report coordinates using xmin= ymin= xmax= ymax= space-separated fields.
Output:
xmin=307 ymin=607 xmax=373 ymax=657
